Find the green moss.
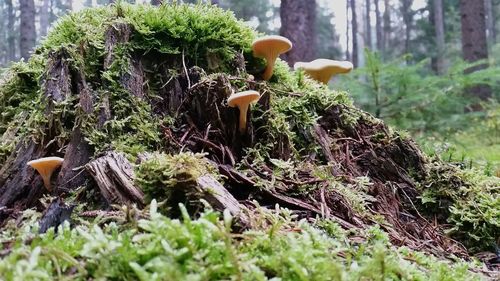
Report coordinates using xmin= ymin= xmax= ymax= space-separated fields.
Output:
xmin=0 ymin=204 xmax=485 ymax=281
xmin=135 ymin=152 xmax=216 ymax=205
xmin=419 ymin=162 xmax=500 ymax=251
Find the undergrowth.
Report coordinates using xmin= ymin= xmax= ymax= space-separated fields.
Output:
xmin=0 ymin=202 xmax=482 ymax=281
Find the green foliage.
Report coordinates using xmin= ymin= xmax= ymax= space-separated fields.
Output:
xmin=0 ymin=203 xmax=484 ymax=280
xmin=419 ymin=162 xmax=500 ymax=250
xmin=338 ymin=49 xmax=500 ymax=134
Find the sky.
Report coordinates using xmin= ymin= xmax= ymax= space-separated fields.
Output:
xmin=73 ymin=0 xmax=428 ymax=52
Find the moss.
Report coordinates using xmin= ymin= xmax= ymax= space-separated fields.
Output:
xmin=419 ymin=161 xmax=500 ymax=251
xmin=135 ymin=152 xmax=217 ymax=207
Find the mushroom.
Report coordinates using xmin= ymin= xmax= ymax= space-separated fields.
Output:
xmin=294 ymin=59 xmax=353 ymax=84
xmin=227 ymin=90 xmax=261 ymax=134
xmin=252 ymin=35 xmax=292 ymax=80
xmin=27 ymin=157 xmax=64 ymax=191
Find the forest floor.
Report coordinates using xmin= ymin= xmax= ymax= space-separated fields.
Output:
xmin=0 ymin=3 xmax=498 ymax=280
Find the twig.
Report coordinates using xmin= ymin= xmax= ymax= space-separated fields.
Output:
xmin=182 ymin=49 xmax=191 ymax=89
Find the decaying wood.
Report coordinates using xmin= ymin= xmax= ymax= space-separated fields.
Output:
xmin=104 ymin=22 xmax=144 ymax=98
xmin=196 ymin=175 xmax=249 ymax=226
xmin=38 ymin=198 xmax=74 ymax=233
xmin=55 ymin=67 xmax=95 ymax=192
xmin=0 ymin=49 xmax=75 ymax=208
xmin=85 ymin=151 xmax=145 ymax=206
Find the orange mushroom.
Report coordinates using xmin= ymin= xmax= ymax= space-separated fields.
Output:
xmin=294 ymin=59 xmax=353 ymax=84
xmin=227 ymin=90 xmax=261 ymax=134
xmin=252 ymin=35 xmax=292 ymax=80
xmin=27 ymin=157 xmax=64 ymax=191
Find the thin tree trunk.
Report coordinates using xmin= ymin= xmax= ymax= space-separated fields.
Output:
xmin=351 ymin=0 xmax=359 ymax=67
xmin=485 ymin=0 xmax=496 ymax=43
xmin=151 ymin=0 xmax=161 ymax=5
xmin=460 ymin=0 xmax=492 ymax=103
xmin=365 ymin=0 xmax=372 ymax=49
xmin=434 ymin=0 xmax=446 ymax=74
xmin=279 ymin=0 xmax=316 ymax=66
xmin=383 ymin=0 xmax=390 ymax=55
xmin=20 ymin=0 xmax=36 ymax=60
xmin=40 ymin=0 xmax=50 ymax=38
xmin=0 ymin=1 xmax=5 ymax=65
xmin=6 ymin=0 xmax=15 ymax=61
xmin=375 ymin=0 xmax=383 ymax=51
xmin=211 ymin=0 xmax=219 ymax=5
xmin=346 ymin=0 xmax=351 ymax=61
xmin=401 ymin=0 xmax=413 ymax=56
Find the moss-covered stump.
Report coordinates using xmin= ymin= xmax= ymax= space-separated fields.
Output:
xmin=0 ymin=3 xmax=498 ymax=271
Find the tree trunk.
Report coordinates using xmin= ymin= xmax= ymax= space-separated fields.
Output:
xmin=365 ymin=0 xmax=372 ymax=49
xmin=383 ymin=0 xmax=390 ymax=56
xmin=6 ymin=0 xmax=15 ymax=61
xmin=460 ymin=0 xmax=492 ymax=103
xmin=279 ymin=0 xmax=316 ymax=66
xmin=485 ymin=0 xmax=496 ymax=44
xmin=211 ymin=0 xmax=219 ymax=5
xmin=401 ymin=0 xmax=413 ymax=56
xmin=433 ymin=0 xmax=446 ymax=74
xmin=151 ymin=0 xmax=162 ymax=6
xmin=346 ymin=0 xmax=351 ymax=61
xmin=351 ymin=0 xmax=359 ymax=67
xmin=40 ymin=0 xmax=50 ymax=38
xmin=20 ymin=0 xmax=36 ymax=60
xmin=375 ymin=0 xmax=383 ymax=51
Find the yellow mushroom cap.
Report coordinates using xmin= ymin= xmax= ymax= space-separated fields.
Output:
xmin=252 ymin=35 xmax=292 ymax=80
xmin=295 ymin=59 xmax=354 ymax=84
xmin=27 ymin=157 xmax=64 ymax=191
xmin=227 ymin=90 xmax=261 ymax=134
xmin=228 ymin=90 xmax=261 ymax=108
xmin=252 ymin=35 xmax=293 ymax=58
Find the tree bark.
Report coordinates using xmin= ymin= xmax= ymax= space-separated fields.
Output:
xmin=6 ymin=0 xmax=15 ymax=61
xmin=460 ymin=0 xmax=492 ymax=102
xmin=40 ymin=0 xmax=51 ymax=38
xmin=485 ymin=0 xmax=496 ymax=43
xmin=351 ymin=0 xmax=359 ymax=67
xmin=365 ymin=0 xmax=372 ymax=49
xmin=433 ymin=0 xmax=446 ymax=74
xmin=375 ymin=0 xmax=383 ymax=51
xmin=20 ymin=0 xmax=36 ymax=60
xmin=279 ymin=0 xmax=316 ymax=66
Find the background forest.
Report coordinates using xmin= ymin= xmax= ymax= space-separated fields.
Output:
xmin=1 ymin=0 xmax=499 ymax=173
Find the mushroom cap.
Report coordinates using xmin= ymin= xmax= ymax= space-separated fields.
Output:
xmin=295 ymin=59 xmax=353 ymax=74
xmin=252 ymin=35 xmax=293 ymax=58
xmin=227 ymin=90 xmax=261 ymax=108
xmin=27 ymin=157 xmax=64 ymax=172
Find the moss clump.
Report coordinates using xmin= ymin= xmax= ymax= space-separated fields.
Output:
xmin=419 ymin=161 xmax=500 ymax=250
xmin=42 ymin=3 xmax=255 ymax=74
xmin=135 ymin=152 xmax=216 ymax=205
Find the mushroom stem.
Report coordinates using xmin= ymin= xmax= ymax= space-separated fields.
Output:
xmin=237 ymin=105 xmax=249 ymax=134
xmin=41 ymin=175 xmax=52 ymax=192
xmin=262 ymin=55 xmax=277 ymax=80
